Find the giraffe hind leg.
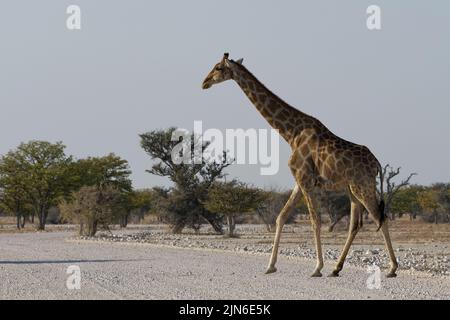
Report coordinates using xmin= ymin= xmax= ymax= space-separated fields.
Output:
xmin=349 ymin=183 xmax=398 ymax=278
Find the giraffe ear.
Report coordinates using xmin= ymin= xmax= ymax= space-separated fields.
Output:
xmin=235 ymin=58 xmax=244 ymax=65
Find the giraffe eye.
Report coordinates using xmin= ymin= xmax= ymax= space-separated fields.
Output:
xmin=215 ymin=67 xmax=223 ymax=71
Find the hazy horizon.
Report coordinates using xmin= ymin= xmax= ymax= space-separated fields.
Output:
xmin=1 ymin=1 xmax=449 ymax=190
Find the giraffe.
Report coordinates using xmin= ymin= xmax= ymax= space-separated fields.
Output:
xmin=202 ymin=53 xmax=398 ymax=278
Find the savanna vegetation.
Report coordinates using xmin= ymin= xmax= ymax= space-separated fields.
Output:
xmin=1 ymin=129 xmax=449 ymax=237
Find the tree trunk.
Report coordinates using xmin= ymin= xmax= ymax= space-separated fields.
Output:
xmin=84 ymin=219 xmax=98 ymax=237
xmin=16 ymin=214 xmax=21 ymax=230
xmin=91 ymin=220 xmax=98 ymax=236
xmin=227 ymin=215 xmax=236 ymax=237
xmin=171 ymin=221 xmax=185 ymax=234
xmin=36 ymin=206 xmax=47 ymax=231
xmin=120 ymin=213 xmax=129 ymax=228
xmin=201 ymin=214 xmax=223 ymax=234
xmin=79 ymin=221 xmax=84 ymax=236
xmin=37 ymin=213 xmax=46 ymax=230
xmin=434 ymin=209 xmax=438 ymax=224
xmin=37 ymin=221 xmax=45 ymax=230
xmin=21 ymin=215 xmax=26 ymax=228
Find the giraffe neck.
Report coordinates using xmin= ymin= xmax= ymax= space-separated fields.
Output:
xmin=231 ymin=63 xmax=314 ymax=144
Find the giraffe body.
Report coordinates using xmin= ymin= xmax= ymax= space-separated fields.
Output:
xmin=202 ymin=53 xmax=397 ymax=277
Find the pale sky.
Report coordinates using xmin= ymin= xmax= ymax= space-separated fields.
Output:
xmin=0 ymin=1 xmax=449 ymax=190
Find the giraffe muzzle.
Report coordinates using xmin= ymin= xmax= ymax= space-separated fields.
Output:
xmin=202 ymin=81 xmax=212 ymax=89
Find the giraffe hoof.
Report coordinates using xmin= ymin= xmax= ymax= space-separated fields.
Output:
xmin=386 ymin=272 xmax=397 ymax=278
xmin=328 ymin=271 xmax=340 ymax=277
xmin=265 ymin=266 xmax=277 ymax=274
xmin=310 ymin=271 xmax=322 ymax=277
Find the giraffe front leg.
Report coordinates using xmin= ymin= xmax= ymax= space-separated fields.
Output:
xmin=303 ymin=191 xmax=324 ymax=277
xmin=310 ymin=222 xmax=324 ymax=277
xmin=266 ymin=185 xmax=301 ymax=274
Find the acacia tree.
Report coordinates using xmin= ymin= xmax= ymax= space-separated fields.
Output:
xmin=204 ymin=180 xmax=265 ymax=237
xmin=117 ymin=190 xmax=155 ymax=228
xmin=418 ymin=189 xmax=440 ymax=224
xmin=60 ymin=185 xmax=123 ymax=236
xmin=64 ymin=154 xmax=133 ymax=232
xmin=132 ymin=189 xmax=157 ymax=222
xmin=433 ymin=183 xmax=450 ymax=224
xmin=0 ymin=161 xmax=29 ymax=228
xmin=140 ymin=128 xmax=232 ymax=234
xmin=0 ymin=184 xmax=32 ymax=229
xmin=390 ymin=185 xmax=424 ymax=220
xmin=0 ymin=141 xmax=76 ymax=230
xmin=416 ymin=184 xmax=450 ymax=224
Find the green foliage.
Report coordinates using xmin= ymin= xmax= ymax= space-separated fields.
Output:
xmin=417 ymin=184 xmax=450 ymax=223
xmin=204 ymin=180 xmax=265 ymax=216
xmin=0 ymin=185 xmax=33 ymax=229
xmin=69 ymin=154 xmax=133 ymax=229
xmin=390 ymin=185 xmax=424 ymax=217
xmin=204 ymin=180 xmax=266 ymax=236
xmin=115 ymin=189 xmax=157 ymax=227
xmin=418 ymin=188 xmax=440 ymax=223
xmin=131 ymin=189 xmax=156 ymax=213
xmin=0 ymin=141 xmax=76 ymax=230
xmin=74 ymin=153 xmax=132 ymax=192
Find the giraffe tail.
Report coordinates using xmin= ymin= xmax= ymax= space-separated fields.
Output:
xmin=376 ymin=199 xmax=385 ymax=232
xmin=376 ymin=165 xmax=386 ymax=232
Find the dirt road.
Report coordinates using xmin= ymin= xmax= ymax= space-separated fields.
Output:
xmin=0 ymin=232 xmax=449 ymax=299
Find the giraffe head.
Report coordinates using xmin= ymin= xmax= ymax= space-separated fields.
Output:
xmin=202 ymin=53 xmax=243 ymax=89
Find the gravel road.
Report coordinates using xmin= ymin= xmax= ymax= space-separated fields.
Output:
xmin=0 ymin=231 xmax=449 ymax=299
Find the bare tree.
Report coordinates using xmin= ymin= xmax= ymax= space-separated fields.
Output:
xmin=378 ymin=164 xmax=417 ymax=220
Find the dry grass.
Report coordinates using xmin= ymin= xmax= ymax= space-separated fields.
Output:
xmin=1 ymin=215 xmax=450 ymax=245
xmin=0 ymin=217 xmax=78 ymax=234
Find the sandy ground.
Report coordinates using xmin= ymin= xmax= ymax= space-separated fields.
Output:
xmin=1 ymin=230 xmax=450 ymax=299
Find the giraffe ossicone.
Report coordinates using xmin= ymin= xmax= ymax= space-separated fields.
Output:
xmin=202 ymin=53 xmax=398 ymax=278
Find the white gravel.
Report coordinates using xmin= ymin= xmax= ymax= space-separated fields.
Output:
xmin=88 ymin=226 xmax=450 ymax=277
xmin=1 ymin=231 xmax=449 ymax=299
